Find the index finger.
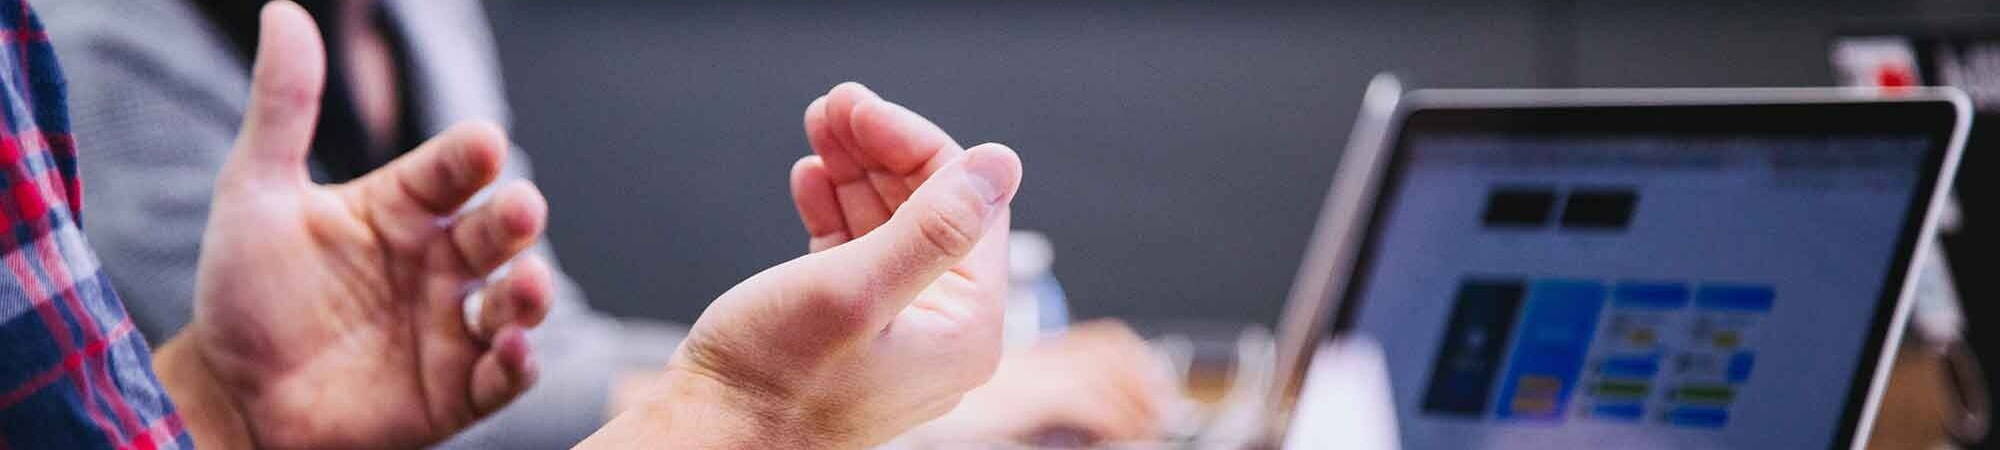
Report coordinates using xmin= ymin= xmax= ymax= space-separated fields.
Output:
xmin=353 ymin=121 xmax=510 ymax=215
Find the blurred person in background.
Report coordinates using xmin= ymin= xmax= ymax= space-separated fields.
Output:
xmin=40 ymin=0 xmax=1173 ymax=446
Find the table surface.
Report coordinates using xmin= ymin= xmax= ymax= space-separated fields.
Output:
xmin=1868 ymin=345 xmax=1958 ymax=449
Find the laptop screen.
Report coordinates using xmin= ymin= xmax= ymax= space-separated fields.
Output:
xmin=1341 ymin=126 xmax=1937 ymax=448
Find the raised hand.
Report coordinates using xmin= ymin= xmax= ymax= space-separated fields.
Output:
xmin=152 ymin=2 xmax=552 ymax=448
xmin=799 ymin=87 xmax=1170 ymax=446
xmin=578 ymin=84 xmax=1021 ymax=449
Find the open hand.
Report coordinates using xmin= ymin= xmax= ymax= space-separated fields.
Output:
xmin=155 ymin=2 xmax=552 ymax=448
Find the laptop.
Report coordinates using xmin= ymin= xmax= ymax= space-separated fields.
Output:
xmin=1264 ymin=77 xmax=1969 ymax=449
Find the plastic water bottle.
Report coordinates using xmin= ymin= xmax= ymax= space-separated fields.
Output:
xmin=1006 ymin=230 xmax=1071 ymax=348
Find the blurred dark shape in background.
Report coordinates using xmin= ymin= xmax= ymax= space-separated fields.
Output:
xmin=486 ymin=0 xmax=1999 ymax=327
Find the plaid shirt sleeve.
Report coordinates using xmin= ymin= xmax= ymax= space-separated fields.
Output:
xmin=0 ymin=1 xmax=193 ymax=448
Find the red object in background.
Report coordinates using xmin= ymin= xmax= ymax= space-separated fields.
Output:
xmin=1878 ymin=64 xmax=1918 ymax=87
xmin=1877 ymin=64 xmax=1919 ymax=97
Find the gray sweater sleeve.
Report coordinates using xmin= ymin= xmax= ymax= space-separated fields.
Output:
xmin=61 ymin=27 xmax=240 ymax=343
xmin=43 ymin=1 xmax=685 ymax=448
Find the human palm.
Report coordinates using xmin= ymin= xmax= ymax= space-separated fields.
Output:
xmin=168 ymin=3 xmax=552 ymax=448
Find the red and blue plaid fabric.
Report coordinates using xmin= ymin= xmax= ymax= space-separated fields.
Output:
xmin=0 ymin=1 xmax=191 ymax=448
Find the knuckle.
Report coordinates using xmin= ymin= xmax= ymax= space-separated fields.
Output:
xmin=253 ymin=75 xmax=318 ymax=113
xmin=916 ymin=205 xmax=980 ymax=259
xmin=434 ymin=147 xmax=467 ymax=182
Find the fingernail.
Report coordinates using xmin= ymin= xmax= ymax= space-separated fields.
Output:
xmin=517 ymin=340 xmax=538 ymax=380
xmin=963 ymin=147 xmax=1011 ymax=205
xmin=836 ymin=81 xmax=877 ymax=99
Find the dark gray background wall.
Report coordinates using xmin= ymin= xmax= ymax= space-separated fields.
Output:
xmin=487 ymin=0 xmax=1999 ymax=327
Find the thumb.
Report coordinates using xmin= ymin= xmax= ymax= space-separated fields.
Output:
xmin=221 ymin=1 xmax=326 ymax=187
xmin=815 ymin=143 xmax=1021 ymax=321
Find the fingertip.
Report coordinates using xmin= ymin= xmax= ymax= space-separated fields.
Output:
xmin=966 ymin=142 xmax=1022 ymax=163
xmin=393 ymin=123 xmax=507 ymax=211
xmin=831 ymin=81 xmax=877 ymax=100
xmin=825 ymin=83 xmax=881 ymax=138
xmin=790 ymin=156 xmax=852 ymax=250
xmin=824 ymin=84 xmax=868 ymax=157
xmin=456 ymin=120 xmax=513 ymax=150
xmin=850 ymin=98 xmax=959 ymax=174
xmin=507 ymin=257 xmax=554 ymax=328
xmin=494 ymin=326 xmax=538 ymax=382
xmin=804 ymin=94 xmax=866 ymax=182
xmin=519 ymin=350 xmax=539 ymax=386
xmin=789 ymin=155 xmax=828 ymax=202
xmin=790 ymin=155 xmax=825 ymax=183
xmin=254 ymin=1 xmax=323 ymax=89
xmin=262 ymin=0 xmax=308 ymax=17
xmin=496 ymin=181 xmax=548 ymax=238
xmin=803 ymin=96 xmax=829 ymax=140
xmin=493 ymin=327 xmax=526 ymax=368
xmin=961 ymin=143 xmax=1024 ymax=205
xmin=789 ymin=155 xmax=832 ymax=200
xmin=259 ymin=1 xmax=319 ymax=47
xmin=470 ymin=326 xmax=537 ymax=415
xmin=805 ymin=95 xmax=829 ymax=121
xmin=449 ymin=121 xmax=510 ymax=179
xmin=446 ymin=180 xmax=544 ymax=274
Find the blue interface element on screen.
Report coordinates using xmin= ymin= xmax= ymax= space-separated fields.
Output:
xmin=1420 ymin=277 xmax=1773 ymax=427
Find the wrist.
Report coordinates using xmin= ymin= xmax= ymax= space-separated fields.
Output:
xmin=154 ymin=333 xmax=255 ymax=450
xmin=578 ymin=368 xmax=849 ymax=450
